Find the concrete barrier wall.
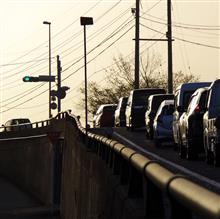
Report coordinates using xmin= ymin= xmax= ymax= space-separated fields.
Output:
xmin=0 ymin=135 xmax=54 ymax=205
xmin=0 ymin=118 xmax=65 ymax=205
xmin=61 ymin=121 xmax=145 ymax=219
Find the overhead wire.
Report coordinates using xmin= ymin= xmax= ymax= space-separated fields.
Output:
xmin=0 ymin=19 xmax=134 ymax=113
xmin=140 ymin=23 xmax=220 ymax=49
xmin=1 ymin=0 xmax=164 ymax=116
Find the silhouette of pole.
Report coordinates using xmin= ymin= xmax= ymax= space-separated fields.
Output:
xmin=134 ymin=0 xmax=140 ymax=89
xmin=80 ymin=17 xmax=93 ymax=145
xmin=167 ymin=0 xmax=173 ymax=94
xmin=43 ymin=21 xmax=52 ymax=118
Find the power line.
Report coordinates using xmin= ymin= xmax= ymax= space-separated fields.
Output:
xmin=145 ymin=13 xmax=220 ymax=29
xmin=141 ymin=16 xmax=220 ymax=30
xmin=140 ymin=23 xmax=220 ymax=49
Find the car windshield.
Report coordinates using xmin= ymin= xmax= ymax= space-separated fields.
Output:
xmin=17 ymin=119 xmax=31 ymax=124
xmin=103 ymin=106 xmax=116 ymax=112
xmin=133 ymin=90 xmax=164 ymax=106
xmin=151 ymin=95 xmax=173 ymax=112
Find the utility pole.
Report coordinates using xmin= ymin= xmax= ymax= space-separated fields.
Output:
xmin=57 ymin=55 xmax=61 ymax=113
xmin=134 ymin=0 xmax=140 ymax=89
xmin=167 ymin=0 xmax=173 ymax=94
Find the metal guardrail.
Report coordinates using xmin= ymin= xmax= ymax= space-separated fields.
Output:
xmin=63 ymin=111 xmax=220 ymax=219
xmin=0 ymin=110 xmax=68 ymax=132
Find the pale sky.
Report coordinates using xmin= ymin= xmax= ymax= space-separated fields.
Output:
xmin=0 ymin=0 xmax=219 ymax=124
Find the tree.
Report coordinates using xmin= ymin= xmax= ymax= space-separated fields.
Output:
xmin=80 ymin=53 xmax=199 ymax=113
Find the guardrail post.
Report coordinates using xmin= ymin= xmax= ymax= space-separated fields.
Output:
xmin=120 ymin=159 xmax=130 ymax=185
xmin=113 ymin=152 xmax=121 ymax=175
xmin=169 ymin=198 xmax=192 ymax=219
xmin=128 ymin=166 xmax=143 ymax=198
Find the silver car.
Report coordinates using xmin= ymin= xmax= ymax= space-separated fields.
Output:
xmin=153 ymin=100 xmax=174 ymax=147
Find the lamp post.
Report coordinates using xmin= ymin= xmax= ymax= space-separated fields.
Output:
xmin=80 ymin=16 xmax=93 ymax=144
xmin=43 ymin=21 xmax=52 ymax=118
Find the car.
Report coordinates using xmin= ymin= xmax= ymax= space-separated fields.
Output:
xmin=114 ymin=97 xmax=128 ymax=127
xmin=203 ymin=79 xmax=220 ymax=166
xmin=145 ymin=94 xmax=174 ymax=139
xmin=153 ymin=100 xmax=174 ymax=147
xmin=125 ymin=88 xmax=166 ymax=131
xmin=173 ymin=82 xmax=211 ymax=150
xmin=3 ymin=118 xmax=32 ymax=131
xmin=93 ymin=104 xmax=117 ymax=128
xmin=178 ymin=87 xmax=209 ymax=159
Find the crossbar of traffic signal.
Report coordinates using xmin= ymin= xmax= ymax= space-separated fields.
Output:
xmin=22 ymin=75 xmax=55 ymax=82
xmin=23 ymin=76 xmax=39 ymax=82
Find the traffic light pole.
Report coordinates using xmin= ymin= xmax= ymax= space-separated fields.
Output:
xmin=57 ymin=55 xmax=61 ymax=113
xmin=134 ymin=0 xmax=140 ymax=89
xmin=48 ymin=24 xmax=52 ymax=118
xmin=167 ymin=0 xmax=173 ymax=94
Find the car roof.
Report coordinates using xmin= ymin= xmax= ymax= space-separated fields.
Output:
xmin=132 ymin=88 xmax=165 ymax=92
xmin=148 ymin=93 xmax=173 ymax=100
xmin=175 ymin=82 xmax=211 ymax=92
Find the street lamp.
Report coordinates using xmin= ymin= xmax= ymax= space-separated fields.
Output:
xmin=43 ymin=21 xmax=52 ymax=118
xmin=80 ymin=16 xmax=93 ymax=144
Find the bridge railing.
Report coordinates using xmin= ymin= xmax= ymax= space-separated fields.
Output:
xmin=0 ymin=111 xmax=68 ymax=132
xmin=62 ymin=111 xmax=220 ymax=219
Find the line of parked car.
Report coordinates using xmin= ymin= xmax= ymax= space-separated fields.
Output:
xmin=93 ymin=79 xmax=220 ymax=166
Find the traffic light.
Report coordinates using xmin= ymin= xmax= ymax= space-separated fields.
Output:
xmin=23 ymin=75 xmax=56 ymax=82
xmin=23 ymin=76 xmax=39 ymax=82
xmin=50 ymin=86 xmax=70 ymax=100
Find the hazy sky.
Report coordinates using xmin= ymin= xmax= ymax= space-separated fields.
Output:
xmin=0 ymin=0 xmax=219 ymax=124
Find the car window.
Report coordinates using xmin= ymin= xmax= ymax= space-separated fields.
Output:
xmin=18 ymin=119 xmax=30 ymax=124
xmin=199 ymin=90 xmax=208 ymax=109
xmin=103 ymin=106 xmax=116 ymax=112
xmin=133 ymin=93 xmax=148 ymax=106
xmin=183 ymin=90 xmax=194 ymax=110
xmin=162 ymin=105 xmax=174 ymax=115
xmin=211 ymin=85 xmax=220 ymax=108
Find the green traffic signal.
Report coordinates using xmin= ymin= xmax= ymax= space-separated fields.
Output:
xmin=22 ymin=76 xmax=39 ymax=82
xmin=23 ymin=76 xmax=31 ymax=82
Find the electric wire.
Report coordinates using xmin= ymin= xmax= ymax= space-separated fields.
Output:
xmin=0 ymin=23 xmax=134 ymax=113
xmin=140 ymin=23 xmax=220 ymax=49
